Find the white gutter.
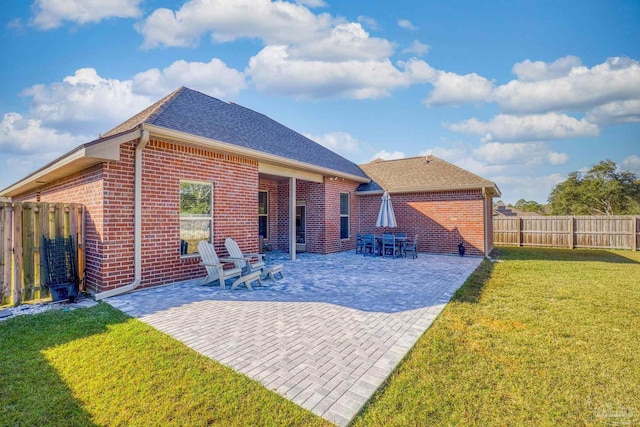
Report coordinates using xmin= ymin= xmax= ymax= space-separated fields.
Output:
xmin=94 ymin=128 xmax=149 ymax=300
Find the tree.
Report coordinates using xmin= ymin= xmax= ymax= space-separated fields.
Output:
xmin=514 ymin=199 xmax=544 ymax=213
xmin=549 ymin=159 xmax=640 ymax=215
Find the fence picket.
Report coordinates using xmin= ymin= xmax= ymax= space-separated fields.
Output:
xmin=22 ymin=203 xmax=35 ymax=300
xmin=0 ymin=202 xmax=84 ymax=306
xmin=494 ymin=215 xmax=640 ymax=250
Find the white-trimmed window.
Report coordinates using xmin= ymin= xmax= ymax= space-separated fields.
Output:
xmin=340 ymin=192 xmax=349 ymax=239
xmin=180 ymin=180 xmax=213 ymax=255
xmin=258 ymin=190 xmax=268 ymax=239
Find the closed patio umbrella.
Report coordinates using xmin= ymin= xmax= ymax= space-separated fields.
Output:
xmin=376 ymin=190 xmax=397 ymax=228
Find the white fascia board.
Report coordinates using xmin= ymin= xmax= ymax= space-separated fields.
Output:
xmin=258 ymin=163 xmax=323 ymax=183
xmin=143 ymin=123 xmax=369 ymax=184
xmin=356 ymin=184 xmax=501 ymax=197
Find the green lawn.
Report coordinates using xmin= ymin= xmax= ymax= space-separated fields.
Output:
xmin=353 ymin=248 xmax=640 ymax=426
xmin=1 ymin=247 xmax=639 ymax=426
xmin=0 ymin=304 xmax=330 ymax=426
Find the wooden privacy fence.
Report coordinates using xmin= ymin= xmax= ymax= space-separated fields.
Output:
xmin=494 ymin=216 xmax=639 ymax=250
xmin=1 ymin=202 xmax=85 ymax=306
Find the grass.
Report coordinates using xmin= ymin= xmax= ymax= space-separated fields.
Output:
xmin=1 ymin=247 xmax=639 ymax=426
xmin=352 ymin=247 xmax=640 ymax=426
xmin=0 ymin=304 xmax=330 ymax=427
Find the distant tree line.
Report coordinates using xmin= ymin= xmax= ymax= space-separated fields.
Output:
xmin=549 ymin=160 xmax=640 ymax=215
xmin=502 ymin=160 xmax=640 ymax=216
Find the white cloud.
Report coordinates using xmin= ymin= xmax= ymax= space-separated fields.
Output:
xmin=444 ymin=113 xmax=600 ymax=142
xmin=454 ymin=156 xmax=509 ymax=177
xmin=31 ymin=0 xmax=142 ymax=29
xmin=418 ymin=146 xmax=469 ymax=162
xmin=586 ymin=99 xmax=640 ymax=125
xmin=622 ymin=155 xmax=640 ymax=173
xmin=295 ymin=0 xmax=327 ymax=7
xmin=246 ymin=46 xmax=432 ymax=99
xmin=133 ymin=58 xmax=247 ymax=99
xmin=22 ymin=59 xmax=245 ymax=134
xmin=23 ymin=68 xmax=151 ymax=133
xmin=371 ymin=150 xmax=405 ymax=161
xmin=288 ymin=23 xmax=394 ymax=61
xmin=304 ymin=131 xmax=364 ymax=159
xmin=511 ymin=55 xmax=582 ymax=82
xmin=136 ymin=0 xmax=335 ymax=49
xmin=491 ymin=173 xmax=565 ymax=204
xmin=357 ymin=16 xmax=379 ymax=31
xmin=402 ymin=40 xmax=429 ymax=56
xmin=425 ymin=71 xmax=493 ymax=107
xmin=493 ymin=57 xmax=640 ymax=114
xmin=473 ymin=142 xmax=568 ymax=166
xmin=397 ymin=19 xmax=417 ymax=30
xmin=0 ymin=112 xmax=86 ymax=154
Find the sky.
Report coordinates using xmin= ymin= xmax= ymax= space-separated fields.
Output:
xmin=1 ymin=0 xmax=639 ymax=204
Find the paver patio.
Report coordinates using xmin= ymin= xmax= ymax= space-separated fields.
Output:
xmin=105 ymin=250 xmax=482 ymax=426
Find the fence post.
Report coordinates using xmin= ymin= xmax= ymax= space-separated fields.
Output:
xmin=13 ymin=203 xmax=23 ymax=305
xmin=517 ymin=218 xmax=522 ymax=247
xmin=569 ymin=217 xmax=575 ymax=249
xmin=633 ymin=216 xmax=638 ymax=251
xmin=2 ymin=203 xmax=12 ymax=304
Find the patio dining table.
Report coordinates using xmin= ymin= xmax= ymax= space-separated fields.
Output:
xmin=374 ymin=235 xmax=407 ymax=257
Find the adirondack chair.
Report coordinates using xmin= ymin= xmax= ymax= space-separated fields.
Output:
xmin=198 ymin=241 xmax=262 ymax=291
xmin=224 ymin=238 xmax=265 ymax=274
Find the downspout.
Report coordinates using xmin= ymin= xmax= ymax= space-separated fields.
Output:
xmin=94 ymin=128 xmax=149 ymax=300
xmin=482 ymin=187 xmax=489 ymax=257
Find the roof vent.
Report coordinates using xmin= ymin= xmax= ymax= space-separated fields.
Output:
xmin=425 ymin=155 xmax=433 ymax=163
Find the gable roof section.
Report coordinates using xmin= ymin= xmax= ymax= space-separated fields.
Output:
xmin=105 ymin=87 xmax=367 ymax=180
xmin=357 ymin=156 xmax=501 ymax=196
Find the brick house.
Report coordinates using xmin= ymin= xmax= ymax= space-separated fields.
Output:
xmin=358 ymin=157 xmax=500 ymax=257
xmin=1 ymin=87 xmax=499 ymax=299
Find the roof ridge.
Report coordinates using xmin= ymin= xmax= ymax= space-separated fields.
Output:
xmin=101 ymin=86 xmax=186 ymax=138
xmin=360 ymin=155 xmax=429 ymax=166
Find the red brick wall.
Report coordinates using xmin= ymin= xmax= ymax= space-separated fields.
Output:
xmin=258 ymin=178 xmax=280 ymax=249
xmin=262 ymin=178 xmax=360 ymax=254
xmin=358 ymin=190 xmax=487 ymax=256
xmin=322 ymin=178 xmax=359 ymax=253
xmin=12 ymin=138 xmax=260 ymax=293
xmin=136 ymin=139 xmax=259 ymax=290
xmin=12 ymin=163 xmax=107 ymax=292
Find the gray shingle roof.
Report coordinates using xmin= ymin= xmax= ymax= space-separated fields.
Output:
xmin=357 ymin=156 xmax=500 ymax=196
xmin=104 ymin=87 xmax=368 ymax=179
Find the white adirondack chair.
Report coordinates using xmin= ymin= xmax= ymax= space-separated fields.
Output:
xmin=198 ymin=240 xmax=262 ymax=291
xmin=224 ymin=238 xmax=265 ymax=274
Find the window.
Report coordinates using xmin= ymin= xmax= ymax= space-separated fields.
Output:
xmin=180 ymin=181 xmax=212 ymax=255
xmin=258 ymin=190 xmax=268 ymax=239
xmin=340 ymin=192 xmax=349 ymax=239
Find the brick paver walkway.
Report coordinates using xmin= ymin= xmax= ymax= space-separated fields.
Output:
xmin=106 ymin=251 xmax=481 ymax=426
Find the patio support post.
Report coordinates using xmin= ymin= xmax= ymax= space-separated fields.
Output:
xmin=289 ymin=177 xmax=296 ymax=261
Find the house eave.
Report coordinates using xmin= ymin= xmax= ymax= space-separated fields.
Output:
xmin=356 ymin=183 xmax=501 ymax=197
xmin=143 ymin=123 xmax=370 ymax=184
xmin=0 ymin=128 xmax=139 ymax=198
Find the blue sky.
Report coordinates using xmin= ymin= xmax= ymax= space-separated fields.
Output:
xmin=1 ymin=0 xmax=639 ymax=204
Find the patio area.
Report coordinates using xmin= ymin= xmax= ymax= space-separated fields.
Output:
xmin=105 ymin=250 xmax=482 ymax=426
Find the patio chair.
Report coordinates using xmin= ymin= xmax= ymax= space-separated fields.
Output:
xmin=381 ymin=234 xmax=399 ymax=258
xmin=355 ymin=232 xmax=365 ymax=254
xmin=224 ymin=238 xmax=266 ymax=274
xmin=395 ymin=232 xmax=407 ymax=238
xmin=403 ymin=234 xmax=419 ymax=259
xmin=363 ymin=234 xmax=376 ymax=256
xmin=198 ymin=240 xmax=262 ymax=291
